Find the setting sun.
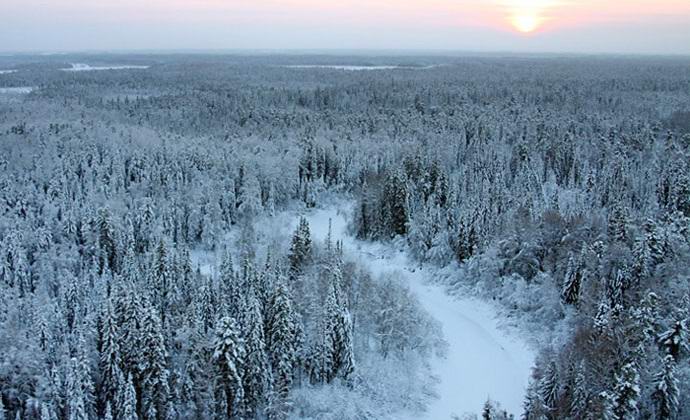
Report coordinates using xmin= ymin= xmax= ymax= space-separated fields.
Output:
xmin=500 ymin=0 xmax=552 ymax=33
xmin=511 ymin=13 xmax=541 ymax=32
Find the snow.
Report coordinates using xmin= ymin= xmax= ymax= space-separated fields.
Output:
xmin=0 ymin=70 xmax=17 ymax=74
xmin=61 ymin=63 xmax=150 ymax=72
xmin=0 ymin=86 xmax=35 ymax=94
xmin=283 ymin=65 xmax=437 ymax=71
xmin=294 ymin=203 xmax=535 ymax=418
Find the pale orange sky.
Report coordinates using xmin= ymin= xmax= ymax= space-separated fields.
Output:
xmin=1 ymin=0 xmax=689 ymax=53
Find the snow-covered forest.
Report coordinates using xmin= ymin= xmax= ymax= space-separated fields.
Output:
xmin=1 ymin=53 xmax=689 ymax=419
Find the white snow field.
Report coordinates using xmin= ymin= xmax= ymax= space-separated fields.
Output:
xmin=0 ymin=86 xmax=35 ymax=94
xmin=295 ymin=203 xmax=535 ymax=418
xmin=283 ymin=65 xmax=439 ymax=71
xmin=61 ymin=63 xmax=150 ymax=71
xmin=0 ymin=70 xmax=18 ymax=74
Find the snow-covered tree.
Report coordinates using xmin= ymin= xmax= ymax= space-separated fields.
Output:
xmin=212 ymin=316 xmax=245 ymax=418
xmin=652 ymin=355 xmax=679 ymax=420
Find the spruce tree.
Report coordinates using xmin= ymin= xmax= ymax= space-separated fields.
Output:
xmin=607 ymin=205 xmax=629 ymax=243
xmin=288 ymin=217 xmax=312 ymax=279
xmin=151 ymin=239 xmax=170 ymax=326
xmin=561 ymin=252 xmax=585 ymax=305
xmin=119 ymin=373 xmax=138 ymax=420
xmin=607 ymin=362 xmax=640 ymax=420
xmin=657 ymin=320 xmax=688 ymax=360
xmin=103 ymin=403 xmax=113 ymax=420
xmin=652 ymin=355 xmax=679 ymax=420
xmin=266 ymin=281 xmax=299 ymax=418
xmin=99 ymin=299 xmax=123 ymax=413
xmin=212 ymin=316 xmax=245 ymax=418
xmin=137 ymin=303 xmax=170 ymax=420
xmin=383 ymin=168 xmax=409 ymax=237
xmin=97 ymin=207 xmax=118 ymax=274
xmin=538 ymin=361 xmax=559 ymax=416
xmin=569 ymin=361 xmax=589 ymax=419
xmin=67 ymin=357 xmax=89 ymax=420
xmin=242 ymin=292 xmax=271 ymax=417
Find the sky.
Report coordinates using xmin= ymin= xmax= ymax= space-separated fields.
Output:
xmin=1 ymin=0 xmax=689 ymax=54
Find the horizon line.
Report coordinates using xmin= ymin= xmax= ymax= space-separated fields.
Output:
xmin=2 ymin=47 xmax=690 ymax=59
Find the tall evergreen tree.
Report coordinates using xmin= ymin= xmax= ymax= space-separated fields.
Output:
xmin=119 ymin=373 xmax=138 ymax=420
xmin=569 ymin=361 xmax=590 ymax=419
xmin=538 ymin=361 xmax=559 ymax=417
xmin=265 ymin=281 xmax=299 ymax=419
xmin=212 ymin=316 xmax=245 ymax=418
xmin=652 ymin=355 xmax=679 ymax=420
xmin=137 ymin=303 xmax=170 ymax=420
xmin=99 ymin=299 xmax=123 ymax=414
xmin=561 ymin=250 xmax=586 ymax=305
xmin=383 ymin=168 xmax=409 ymax=237
xmin=241 ymin=292 xmax=272 ymax=417
xmin=97 ymin=207 xmax=118 ymax=274
xmin=606 ymin=362 xmax=640 ymax=420
xmin=288 ymin=217 xmax=312 ymax=279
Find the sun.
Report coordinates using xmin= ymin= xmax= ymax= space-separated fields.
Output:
xmin=511 ymin=13 xmax=541 ymax=33
xmin=501 ymin=0 xmax=554 ymax=33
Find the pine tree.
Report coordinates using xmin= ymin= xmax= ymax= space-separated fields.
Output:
xmin=218 ymin=251 xmax=236 ymax=299
xmin=652 ymin=355 xmax=679 ymax=420
xmin=99 ymin=299 xmax=123 ymax=413
xmin=69 ymin=335 xmax=95 ymax=419
xmin=309 ymin=273 xmax=354 ymax=384
xmin=606 ymin=267 xmax=627 ymax=308
xmin=265 ymin=281 xmax=299 ymax=419
xmin=39 ymin=403 xmax=56 ymax=420
xmin=212 ymin=316 xmax=245 ymax=418
xmin=522 ymin=381 xmax=548 ymax=420
xmin=137 ymin=303 xmax=170 ymax=420
xmin=607 ymin=205 xmax=629 ymax=243
xmin=237 ymin=174 xmax=263 ymax=220
xmin=183 ymin=314 xmax=213 ymax=419
xmin=383 ymin=168 xmax=409 ymax=237
xmin=151 ymin=239 xmax=170 ymax=326
xmin=672 ymin=171 xmax=690 ymax=216
xmin=67 ymin=357 xmax=89 ymax=420
xmin=242 ymin=292 xmax=271 ymax=417
xmin=607 ymin=362 xmax=640 ymax=420
xmin=114 ymin=282 xmax=143 ymax=375
xmin=561 ymin=251 xmax=585 ymax=305
xmin=288 ymin=217 xmax=312 ymax=279
xmin=119 ymin=373 xmax=138 ymax=420
xmin=569 ymin=361 xmax=589 ymax=419
xmin=657 ymin=320 xmax=688 ymax=360
xmin=632 ymin=219 xmax=666 ymax=282
xmin=97 ymin=207 xmax=118 ymax=274
xmin=538 ymin=361 xmax=559 ymax=417
xmin=103 ymin=403 xmax=113 ymax=420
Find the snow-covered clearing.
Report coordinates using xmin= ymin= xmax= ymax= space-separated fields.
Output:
xmin=0 ymin=86 xmax=35 ymax=94
xmin=294 ymin=203 xmax=534 ymax=418
xmin=61 ymin=63 xmax=150 ymax=71
xmin=0 ymin=70 xmax=17 ymax=74
xmin=283 ymin=65 xmax=438 ymax=71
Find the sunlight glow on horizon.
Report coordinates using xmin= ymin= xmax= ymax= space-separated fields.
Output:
xmin=1 ymin=0 xmax=689 ymax=53
xmin=512 ymin=14 xmax=541 ymax=33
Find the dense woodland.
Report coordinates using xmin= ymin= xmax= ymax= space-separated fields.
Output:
xmin=1 ymin=54 xmax=690 ymax=419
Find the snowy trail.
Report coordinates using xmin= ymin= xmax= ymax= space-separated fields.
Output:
xmin=292 ymin=204 xmax=535 ymax=418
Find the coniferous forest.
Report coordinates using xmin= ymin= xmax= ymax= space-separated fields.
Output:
xmin=0 ymin=54 xmax=690 ymax=419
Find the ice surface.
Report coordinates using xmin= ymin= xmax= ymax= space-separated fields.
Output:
xmin=62 ymin=63 xmax=150 ymax=72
